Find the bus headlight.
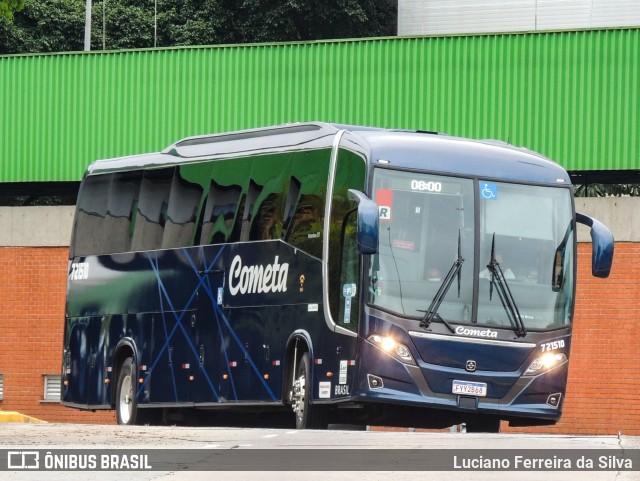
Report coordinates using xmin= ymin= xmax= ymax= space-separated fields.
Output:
xmin=524 ymin=353 xmax=567 ymax=376
xmin=367 ymin=335 xmax=416 ymax=366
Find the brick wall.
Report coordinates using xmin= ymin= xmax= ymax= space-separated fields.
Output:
xmin=502 ymin=243 xmax=640 ymax=435
xmin=0 ymin=247 xmax=112 ymax=424
xmin=0 ymin=244 xmax=638 ymax=433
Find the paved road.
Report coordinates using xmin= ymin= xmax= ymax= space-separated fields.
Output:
xmin=0 ymin=424 xmax=638 ymax=481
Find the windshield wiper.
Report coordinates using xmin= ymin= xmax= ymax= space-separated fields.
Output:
xmin=487 ymin=234 xmax=527 ymax=337
xmin=419 ymin=231 xmax=464 ymax=333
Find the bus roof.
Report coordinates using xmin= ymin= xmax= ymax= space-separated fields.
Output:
xmin=352 ymin=129 xmax=571 ymax=185
xmin=86 ymin=122 xmax=571 ymax=185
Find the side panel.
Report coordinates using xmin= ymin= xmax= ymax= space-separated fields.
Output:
xmin=62 ymin=240 xmax=339 ymax=409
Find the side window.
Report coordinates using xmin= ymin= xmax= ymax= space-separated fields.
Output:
xmin=285 ymin=151 xmax=330 ymax=259
xmin=249 ymin=155 xmax=292 ymax=241
xmin=250 ymin=192 xmax=281 ymax=240
xmin=162 ymin=169 xmax=203 ymax=249
xmin=198 ymin=181 xmax=242 ymax=245
xmin=104 ymin=171 xmax=141 ymax=254
xmin=282 ymin=176 xmax=301 ymax=237
xmin=194 ymin=157 xmax=256 ymax=245
xmin=72 ymin=174 xmax=111 ymax=257
xmin=328 ymin=150 xmax=367 ymax=332
xmin=285 ymin=194 xmax=324 ymax=258
xmin=131 ymin=168 xmax=173 ymax=252
xmin=228 ymin=193 xmax=247 ymax=242
xmin=239 ymin=180 xmax=263 ymax=241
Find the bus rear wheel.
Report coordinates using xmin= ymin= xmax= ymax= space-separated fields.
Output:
xmin=291 ymin=352 xmax=328 ymax=429
xmin=116 ymin=357 xmax=142 ymax=425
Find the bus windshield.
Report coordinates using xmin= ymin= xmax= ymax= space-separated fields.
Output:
xmin=369 ymin=169 xmax=575 ymax=332
xmin=477 ymin=181 xmax=574 ymax=330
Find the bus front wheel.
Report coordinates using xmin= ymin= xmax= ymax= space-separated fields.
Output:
xmin=116 ymin=357 xmax=140 ymax=425
xmin=291 ymin=352 xmax=328 ymax=429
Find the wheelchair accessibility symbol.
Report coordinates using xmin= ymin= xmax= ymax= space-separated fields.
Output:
xmin=480 ymin=183 xmax=497 ymax=200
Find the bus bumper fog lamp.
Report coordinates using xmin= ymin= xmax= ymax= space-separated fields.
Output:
xmin=547 ymin=393 xmax=562 ymax=407
xmin=524 ymin=353 xmax=567 ymax=376
xmin=368 ymin=374 xmax=384 ymax=389
xmin=367 ymin=335 xmax=416 ymax=365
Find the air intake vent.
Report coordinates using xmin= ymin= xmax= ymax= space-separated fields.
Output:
xmin=43 ymin=374 xmax=61 ymax=402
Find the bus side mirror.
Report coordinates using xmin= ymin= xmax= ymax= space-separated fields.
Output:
xmin=348 ymin=189 xmax=379 ymax=255
xmin=576 ymin=212 xmax=614 ymax=278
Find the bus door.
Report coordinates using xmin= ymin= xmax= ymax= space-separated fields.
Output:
xmin=326 ymin=148 xmax=365 ymax=400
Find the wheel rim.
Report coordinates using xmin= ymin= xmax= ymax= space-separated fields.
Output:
xmin=119 ymin=373 xmax=133 ymax=424
xmin=292 ymin=372 xmax=306 ymax=424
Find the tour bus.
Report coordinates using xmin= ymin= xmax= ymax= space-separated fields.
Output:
xmin=62 ymin=123 xmax=613 ymax=431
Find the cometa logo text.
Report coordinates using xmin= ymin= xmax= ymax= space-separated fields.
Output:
xmin=455 ymin=326 xmax=498 ymax=338
xmin=228 ymin=255 xmax=289 ymax=295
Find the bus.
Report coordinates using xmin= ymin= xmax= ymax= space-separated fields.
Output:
xmin=62 ymin=123 xmax=614 ymax=431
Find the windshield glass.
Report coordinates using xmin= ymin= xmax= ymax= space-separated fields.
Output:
xmin=369 ymin=170 xmax=475 ymax=322
xmin=478 ymin=181 xmax=574 ymax=330
xmin=368 ymin=170 xmax=575 ymax=332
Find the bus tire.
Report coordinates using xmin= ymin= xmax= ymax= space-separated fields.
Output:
xmin=291 ymin=352 xmax=329 ymax=429
xmin=116 ymin=357 xmax=141 ymax=425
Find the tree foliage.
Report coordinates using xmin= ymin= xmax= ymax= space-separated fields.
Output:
xmin=574 ymin=184 xmax=640 ymax=197
xmin=0 ymin=0 xmax=396 ymax=54
xmin=232 ymin=0 xmax=396 ymax=43
xmin=0 ymin=0 xmax=84 ymax=54
xmin=0 ymin=0 xmax=23 ymax=20
xmin=91 ymin=0 xmax=154 ymax=50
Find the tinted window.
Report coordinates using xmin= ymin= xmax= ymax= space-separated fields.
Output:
xmin=248 ymin=156 xmax=292 ymax=241
xmin=282 ymin=176 xmax=301 ymax=236
xmin=194 ymin=157 xmax=260 ymax=246
xmin=198 ymin=181 xmax=242 ymax=245
xmin=239 ymin=180 xmax=263 ymax=241
xmin=72 ymin=174 xmax=111 ymax=257
xmin=162 ymin=170 xmax=203 ymax=249
xmin=104 ymin=171 xmax=141 ymax=254
xmin=284 ymin=151 xmax=331 ymax=258
xmin=131 ymin=168 xmax=173 ymax=251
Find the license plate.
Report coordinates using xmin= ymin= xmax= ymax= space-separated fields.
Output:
xmin=452 ymin=380 xmax=487 ymax=397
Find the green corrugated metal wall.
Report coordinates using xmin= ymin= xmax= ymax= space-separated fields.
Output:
xmin=0 ymin=28 xmax=637 ymax=182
